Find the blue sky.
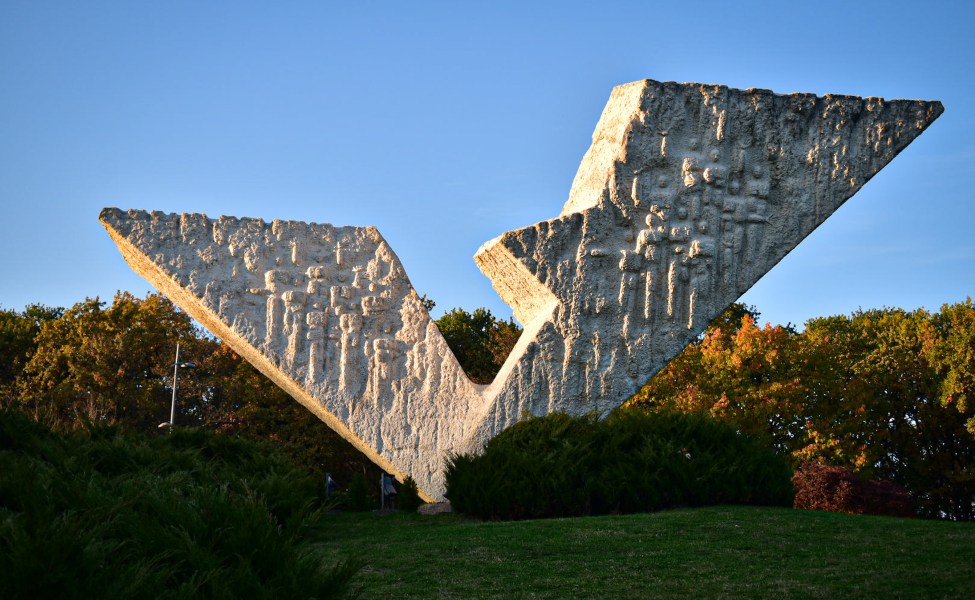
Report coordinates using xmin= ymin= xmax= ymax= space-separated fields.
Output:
xmin=1 ymin=0 xmax=971 ymax=328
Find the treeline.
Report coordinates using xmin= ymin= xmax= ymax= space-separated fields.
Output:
xmin=0 ymin=292 xmax=522 ymax=492
xmin=0 ymin=292 xmax=379 ymax=488
xmin=2 ymin=292 xmax=973 ymax=519
xmin=629 ymin=301 xmax=975 ymax=520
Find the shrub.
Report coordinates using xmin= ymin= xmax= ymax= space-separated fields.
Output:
xmin=0 ymin=410 xmax=362 ymax=598
xmin=445 ymin=409 xmax=793 ymax=520
xmin=792 ymin=461 xmax=915 ymax=518
xmin=398 ymin=476 xmax=425 ymax=512
xmin=342 ymin=472 xmax=376 ymax=512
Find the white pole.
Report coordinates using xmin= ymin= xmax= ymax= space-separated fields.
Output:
xmin=169 ymin=343 xmax=180 ymax=428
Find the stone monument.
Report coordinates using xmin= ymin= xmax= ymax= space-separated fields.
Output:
xmin=101 ymin=79 xmax=942 ymax=500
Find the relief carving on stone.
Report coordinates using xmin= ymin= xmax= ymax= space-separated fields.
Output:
xmin=101 ymin=79 xmax=942 ymax=500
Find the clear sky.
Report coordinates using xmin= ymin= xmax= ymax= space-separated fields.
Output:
xmin=1 ymin=0 xmax=971 ymax=329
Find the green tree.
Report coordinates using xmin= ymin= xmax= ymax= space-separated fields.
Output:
xmin=16 ymin=293 xmax=198 ymax=430
xmin=0 ymin=304 xmax=62 ymax=407
xmin=930 ymin=298 xmax=975 ymax=433
xmin=801 ymin=306 xmax=975 ymax=519
xmin=436 ymin=307 xmax=522 ymax=384
xmin=11 ymin=291 xmax=380 ymax=488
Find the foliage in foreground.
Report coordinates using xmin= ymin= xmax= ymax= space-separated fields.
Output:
xmin=0 ymin=410 xmax=360 ymax=598
xmin=446 ymin=410 xmax=793 ymax=520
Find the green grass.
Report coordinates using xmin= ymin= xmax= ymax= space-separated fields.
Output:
xmin=318 ymin=506 xmax=975 ymax=599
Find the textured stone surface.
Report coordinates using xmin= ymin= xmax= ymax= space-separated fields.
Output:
xmin=101 ymin=79 xmax=942 ymax=500
xmin=100 ymin=213 xmax=481 ymax=501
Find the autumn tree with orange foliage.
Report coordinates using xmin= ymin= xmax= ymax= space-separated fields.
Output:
xmin=628 ymin=306 xmax=808 ymax=454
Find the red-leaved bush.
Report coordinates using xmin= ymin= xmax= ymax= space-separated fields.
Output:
xmin=792 ymin=461 xmax=915 ymax=518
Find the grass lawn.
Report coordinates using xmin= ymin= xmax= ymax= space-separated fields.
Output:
xmin=318 ymin=506 xmax=975 ymax=598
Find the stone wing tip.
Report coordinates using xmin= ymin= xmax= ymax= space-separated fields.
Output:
xmin=99 ymin=207 xmax=157 ymax=228
xmin=99 ymin=207 xmax=123 ymax=225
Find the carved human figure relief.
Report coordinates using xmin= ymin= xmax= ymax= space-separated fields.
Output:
xmin=282 ymin=290 xmax=306 ymax=369
xmin=101 ymin=79 xmax=942 ymax=500
xmin=264 ymin=270 xmax=288 ymax=354
xmin=305 ymin=310 xmax=328 ymax=384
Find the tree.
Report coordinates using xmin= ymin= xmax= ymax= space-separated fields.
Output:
xmin=435 ymin=307 xmax=522 ymax=384
xmin=11 ymin=291 xmax=381 ymax=488
xmin=705 ymin=302 xmax=763 ymax=337
xmin=807 ymin=305 xmax=975 ymax=520
xmin=629 ymin=301 xmax=975 ymax=520
xmin=930 ymin=298 xmax=975 ymax=434
xmin=0 ymin=304 xmax=62 ymax=407
xmin=628 ymin=307 xmax=807 ymax=454
xmin=10 ymin=290 xmax=974 ymax=518
xmin=16 ymin=293 xmax=198 ymax=430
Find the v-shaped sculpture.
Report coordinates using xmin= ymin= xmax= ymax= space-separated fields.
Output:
xmin=101 ymin=79 xmax=942 ymax=500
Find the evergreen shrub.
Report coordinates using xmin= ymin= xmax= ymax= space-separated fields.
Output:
xmin=445 ymin=409 xmax=793 ymax=520
xmin=398 ymin=476 xmax=425 ymax=512
xmin=342 ymin=472 xmax=376 ymax=512
xmin=0 ymin=410 xmax=361 ymax=598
